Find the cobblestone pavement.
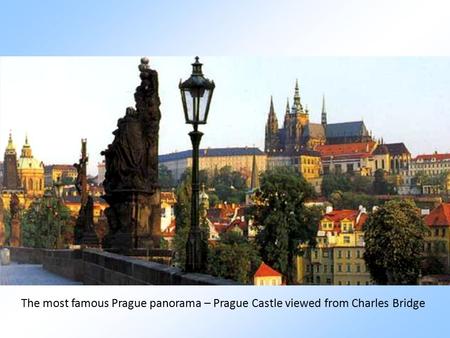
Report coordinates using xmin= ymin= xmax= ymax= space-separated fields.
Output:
xmin=0 ymin=263 xmax=81 ymax=285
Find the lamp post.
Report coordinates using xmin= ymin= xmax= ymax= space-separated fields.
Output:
xmin=179 ymin=56 xmax=215 ymax=272
xmin=53 ymin=177 xmax=64 ymax=249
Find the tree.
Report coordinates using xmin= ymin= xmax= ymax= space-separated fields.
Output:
xmin=211 ymin=166 xmax=247 ymax=204
xmin=208 ymin=232 xmax=261 ymax=284
xmin=330 ymin=191 xmax=379 ymax=210
xmin=158 ymin=164 xmax=175 ymax=190
xmin=252 ymin=167 xmax=320 ymax=284
xmin=372 ymin=169 xmax=395 ymax=195
xmin=321 ymin=173 xmax=352 ymax=197
xmin=172 ymin=169 xmax=209 ymax=269
xmin=22 ymin=197 xmax=72 ymax=249
xmin=173 ymin=170 xmax=191 ymax=267
xmin=363 ymin=199 xmax=427 ymax=285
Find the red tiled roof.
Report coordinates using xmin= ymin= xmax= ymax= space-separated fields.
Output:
xmin=316 ymin=141 xmax=376 ymax=157
xmin=321 ymin=209 xmax=368 ymax=232
xmin=415 ymin=153 xmax=450 ymax=161
xmin=161 ymin=191 xmax=176 ymax=203
xmin=424 ymin=203 xmax=450 ymax=227
xmin=254 ymin=262 xmax=282 ymax=278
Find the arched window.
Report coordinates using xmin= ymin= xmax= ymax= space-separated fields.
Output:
xmin=29 ymin=178 xmax=33 ymax=191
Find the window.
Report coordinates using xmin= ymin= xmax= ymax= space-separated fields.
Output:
xmin=337 ymin=250 xmax=342 ymax=259
xmin=306 ymin=265 xmax=310 ymax=273
xmin=326 ymin=278 xmax=332 ymax=285
xmin=344 ymin=236 xmax=350 ymax=244
xmin=346 ymin=264 xmax=351 ymax=272
xmin=338 ymin=264 xmax=342 ymax=272
xmin=316 ymin=276 xmax=320 ymax=284
xmin=338 ymin=281 xmax=342 ymax=285
xmin=434 ymin=228 xmax=439 ymax=236
xmin=316 ymin=265 xmax=320 ymax=273
xmin=314 ymin=250 xmax=318 ymax=259
xmin=356 ymin=250 xmax=360 ymax=258
xmin=324 ymin=265 xmax=328 ymax=273
xmin=323 ymin=250 xmax=329 ymax=258
xmin=357 ymin=281 xmax=361 ymax=285
xmin=347 ymin=251 xmax=351 ymax=259
xmin=347 ymin=163 xmax=354 ymax=172
xmin=356 ymin=264 xmax=361 ymax=273
xmin=347 ymin=281 xmax=351 ymax=285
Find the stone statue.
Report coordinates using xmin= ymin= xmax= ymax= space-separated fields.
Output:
xmin=0 ymin=197 xmax=5 ymax=246
xmin=9 ymin=193 xmax=21 ymax=247
xmin=102 ymin=57 xmax=161 ymax=252
xmin=74 ymin=139 xmax=99 ymax=247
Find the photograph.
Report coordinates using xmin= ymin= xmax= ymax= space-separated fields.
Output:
xmin=0 ymin=56 xmax=449 ymax=286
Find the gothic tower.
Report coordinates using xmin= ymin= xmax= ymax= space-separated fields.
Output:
xmin=265 ymin=96 xmax=279 ymax=152
xmin=321 ymin=94 xmax=327 ymax=126
xmin=3 ymin=132 xmax=20 ymax=190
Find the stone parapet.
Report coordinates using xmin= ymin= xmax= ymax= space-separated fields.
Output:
xmin=7 ymin=247 xmax=239 ymax=285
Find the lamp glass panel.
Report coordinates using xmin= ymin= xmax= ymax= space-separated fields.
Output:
xmin=183 ymin=89 xmax=194 ymax=122
xmin=198 ymin=88 xmax=211 ymax=123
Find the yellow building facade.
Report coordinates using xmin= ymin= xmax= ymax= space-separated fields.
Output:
xmin=17 ymin=137 xmax=44 ymax=198
xmin=424 ymin=203 xmax=450 ymax=272
xmin=45 ymin=164 xmax=78 ymax=187
xmin=160 ymin=147 xmax=267 ymax=185
xmin=297 ymin=208 xmax=372 ymax=285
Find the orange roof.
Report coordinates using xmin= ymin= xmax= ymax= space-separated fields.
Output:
xmin=161 ymin=191 xmax=176 ymax=203
xmin=254 ymin=262 xmax=282 ymax=278
xmin=424 ymin=203 xmax=450 ymax=227
xmin=415 ymin=153 xmax=450 ymax=161
xmin=316 ymin=141 xmax=376 ymax=157
xmin=321 ymin=209 xmax=368 ymax=231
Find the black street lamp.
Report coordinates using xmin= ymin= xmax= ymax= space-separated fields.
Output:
xmin=179 ymin=56 xmax=215 ymax=272
xmin=53 ymin=177 xmax=64 ymax=249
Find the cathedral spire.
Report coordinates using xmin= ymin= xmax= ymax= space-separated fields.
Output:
xmin=6 ymin=131 xmax=15 ymax=153
xmin=269 ymin=95 xmax=275 ymax=115
xmin=292 ymin=79 xmax=303 ymax=113
xmin=267 ymin=96 xmax=277 ymax=124
xmin=250 ymin=151 xmax=259 ymax=190
xmin=285 ymin=98 xmax=290 ymax=114
xmin=321 ymin=94 xmax=327 ymax=125
xmin=21 ymin=134 xmax=33 ymax=158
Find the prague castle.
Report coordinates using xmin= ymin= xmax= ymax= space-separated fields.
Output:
xmin=265 ymin=80 xmax=372 ymax=153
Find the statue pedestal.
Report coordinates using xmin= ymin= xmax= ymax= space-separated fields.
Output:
xmin=10 ymin=218 xmax=21 ymax=247
xmin=81 ymin=229 xmax=101 ymax=248
xmin=0 ymin=226 xmax=5 ymax=246
xmin=103 ymin=190 xmax=161 ymax=253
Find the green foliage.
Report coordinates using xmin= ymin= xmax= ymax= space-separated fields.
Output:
xmin=321 ymin=173 xmax=373 ymax=197
xmin=22 ymin=197 xmax=72 ymax=249
xmin=363 ymin=199 xmax=427 ymax=285
xmin=159 ymin=164 xmax=176 ymax=190
xmin=329 ymin=191 xmax=379 ymax=210
xmin=211 ymin=166 xmax=247 ymax=204
xmin=173 ymin=170 xmax=192 ymax=267
xmin=372 ymin=169 xmax=396 ymax=195
xmin=421 ymin=254 xmax=446 ymax=276
xmin=172 ymin=169 xmax=209 ymax=270
xmin=208 ymin=232 xmax=261 ymax=284
xmin=252 ymin=167 xmax=319 ymax=284
xmin=412 ymin=170 xmax=449 ymax=191
xmin=321 ymin=173 xmax=352 ymax=197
